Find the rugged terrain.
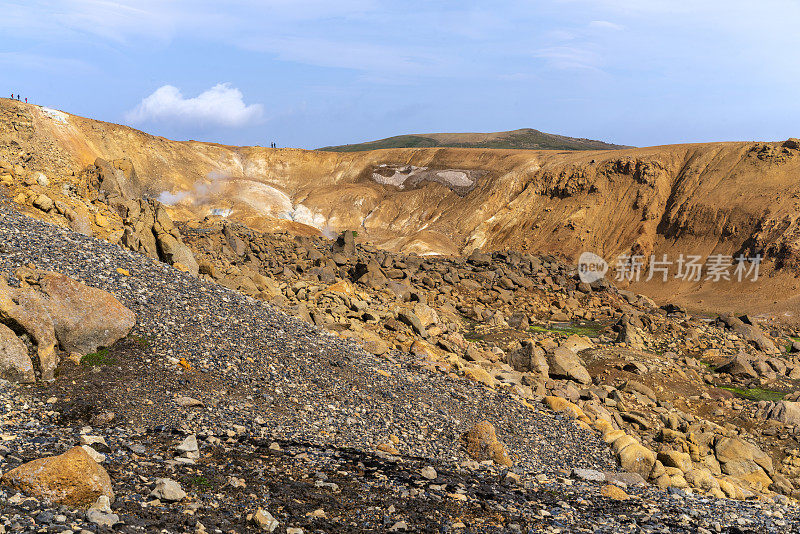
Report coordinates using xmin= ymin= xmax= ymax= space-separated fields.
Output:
xmin=2 ymin=193 xmax=800 ymax=533
xmin=4 ymin=97 xmax=800 ymax=531
xmin=318 ymin=128 xmax=631 ymax=152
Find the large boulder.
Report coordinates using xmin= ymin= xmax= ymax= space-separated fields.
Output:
xmin=462 ymin=421 xmax=513 ymax=467
xmin=715 ymin=353 xmax=758 ymax=380
xmin=616 ymin=321 xmax=647 ymax=350
xmin=1 ymin=446 xmax=113 ymax=507
xmin=412 ymin=303 xmax=439 ymax=328
xmin=341 ymin=329 xmax=388 ymax=356
xmin=118 ymin=199 xmax=198 ymax=276
xmin=332 ymin=230 xmax=356 ymax=256
xmin=509 ymin=340 xmax=548 ymax=376
xmin=547 ymin=347 xmax=591 ymax=384
xmin=15 ymin=268 xmax=135 ymax=356
xmin=543 ymin=395 xmax=587 ymax=420
xmin=765 ymin=401 xmax=800 ymax=426
xmin=0 ymin=276 xmax=58 ymax=380
xmin=397 ymin=309 xmax=427 ymax=337
xmin=561 ymin=334 xmax=594 ymax=352
xmin=222 ymin=224 xmax=247 ymax=256
xmin=616 ymin=440 xmax=656 ymax=478
xmin=657 ymin=450 xmax=693 ymax=472
xmin=621 ymin=380 xmax=657 ymax=402
xmin=0 ymin=323 xmax=34 ymax=383
xmin=157 ymin=233 xmax=199 ymax=276
xmin=714 ymin=436 xmax=773 ymax=488
xmin=66 ymin=206 xmax=93 ymax=236
xmin=353 ymin=261 xmax=388 ymax=290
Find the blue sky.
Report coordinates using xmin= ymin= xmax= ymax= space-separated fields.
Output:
xmin=2 ymin=0 xmax=800 ymax=149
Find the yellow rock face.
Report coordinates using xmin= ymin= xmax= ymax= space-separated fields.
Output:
xmin=543 ymin=396 xmax=585 ymax=420
xmin=617 ymin=441 xmax=656 ymax=478
xmin=464 ymin=367 xmax=496 ymax=388
xmin=600 ymin=484 xmax=630 ymax=500
xmin=1 ymin=446 xmax=114 ymax=507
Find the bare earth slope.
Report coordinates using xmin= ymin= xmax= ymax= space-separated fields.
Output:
xmin=318 ymin=128 xmax=632 ymax=152
xmin=3 ymin=98 xmax=800 ymax=318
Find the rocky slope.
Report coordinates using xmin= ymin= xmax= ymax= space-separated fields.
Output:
xmin=318 ymin=128 xmax=632 ymax=152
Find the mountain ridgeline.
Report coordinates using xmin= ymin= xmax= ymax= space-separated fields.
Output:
xmin=318 ymin=128 xmax=632 ymax=152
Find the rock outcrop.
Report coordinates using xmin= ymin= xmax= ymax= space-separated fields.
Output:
xmin=15 ymin=267 xmax=136 ymax=355
xmin=0 ymin=268 xmax=135 ymax=381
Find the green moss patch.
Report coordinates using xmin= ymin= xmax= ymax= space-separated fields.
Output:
xmin=80 ymin=348 xmax=116 ymax=366
xmin=718 ymin=386 xmax=785 ymax=402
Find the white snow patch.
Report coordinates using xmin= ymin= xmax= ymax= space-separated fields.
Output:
xmin=435 ymin=170 xmax=473 ymax=187
xmin=41 ymin=107 xmax=68 ymax=124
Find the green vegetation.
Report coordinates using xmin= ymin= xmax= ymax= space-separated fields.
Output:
xmin=784 ymin=336 xmax=800 ymax=353
xmin=127 ymin=334 xmax=153 ymax=348
xmin=318 ymin=129 xmax=631 ymax=152
xmin=80 ymin=348 xmax=116 ymax=366
xmin=320 ymin=134 xmax=440 ymax=152
xmin=719 ymin=386 xmax=785 ymax=402
xmin=529 ymin=323 xmax=604 ymax=338
xmin=188 ymin=475 xmax=213 ymax=489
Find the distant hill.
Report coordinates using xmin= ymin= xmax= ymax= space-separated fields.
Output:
xmin=318 ymin=128 xmax=632 ymax=152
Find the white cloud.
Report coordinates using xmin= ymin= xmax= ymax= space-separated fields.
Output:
xmin=534 ymin=46 xmax=601 ymax=71
xmin=588 ymin=20 xmax=623 ymax=31
xmin=125 ymin=83 xmax=264 ymax=128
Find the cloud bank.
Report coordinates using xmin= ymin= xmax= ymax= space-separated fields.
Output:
xmin=126 ymin=83 xmax=264 ymax=128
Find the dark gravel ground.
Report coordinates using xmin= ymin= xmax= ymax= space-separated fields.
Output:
xmin=1 ymin=202 xmax=799 ymax=533
xmin=0 ymin=202 xmax=611 ymax=473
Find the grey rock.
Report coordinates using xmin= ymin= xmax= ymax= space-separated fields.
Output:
xmin=572 ymin=468 xmax=605 ymax=482
xmin=547 ymin=347 xmax=591 ymax=384
xmin=150 ymin=478 xmax=187 ymax=502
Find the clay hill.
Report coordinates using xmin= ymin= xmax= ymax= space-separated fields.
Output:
xmin=5 ymin=97 xmax=800 ymax=531
xmin=318 ymin=128 xmax=632 ymax=152
xmin=3 ymin=97 xmax=800 ymax=321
